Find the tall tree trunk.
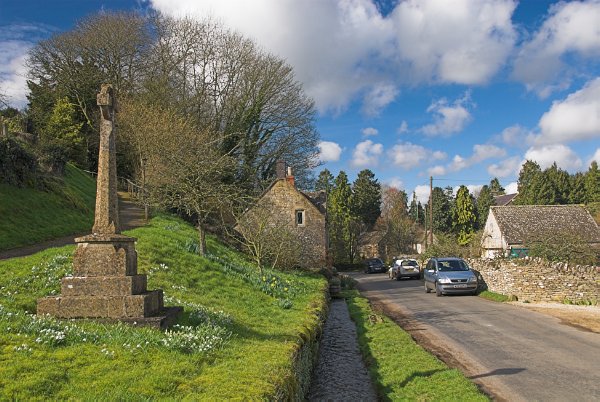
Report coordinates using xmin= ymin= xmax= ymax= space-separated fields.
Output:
xmin=197 ymin=219 xmax=206 ymax=255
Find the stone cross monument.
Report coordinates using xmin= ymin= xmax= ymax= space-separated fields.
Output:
xmin=37 ymin=84 xmax=180 ymax=328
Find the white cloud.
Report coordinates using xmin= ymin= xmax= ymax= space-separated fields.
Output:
xmin=505 ymin=181 xmax=518 ymax=194
xmin=447 ymin=144 xmax=507 ymax=172
xmin=362 ymin=83 xmax=399 ymax=116
xmin=361 ymin=127 xmax=378 ymax=137
xmin=414 ymin=184 xmax=430 ymax=204
xmin=452 ymin=185 xmax=484 ymax=197
xmin=500 ymin=124 xmax=531 ymax=147
xmin=420 ymin=92 xmax=473 ymax=136
xmin=390 ymin=0 xmax=516 ymax=85
xmin=588 ymin=149 xmax=600 ymax=166
xmin=513 ymin=1 xmax=600 ymax=96
xmin=0 ymin=24 xmax=55 ymax=108
xmin=318 ymin=141 xmax=343 ymax=162
xmin=397 ymin=120 xmax=408 ymax=134
xmin=388 ymin=142 xmax=445 ymax=169
xmin=386 ymin=177 xmax=404 ymax=190
xmin=524 ymin=144 xmax=583 ymax=172
xmin=535 ymin=78 xmax=600 ymax=145
xmin=428 ymin=165 xmax=446 ymax=176
xmin=352 ymin=139 xmax=383 ymax=167
xmin=149 ymin=0 xmax=516 ymax=114
xmin=487 ymin=156 xmax=521 ymax=178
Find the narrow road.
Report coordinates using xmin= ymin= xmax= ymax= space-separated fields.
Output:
xmin=0 ymin=192 xmax=145 ymax=260
xmin=352 ymin=272 xmax=600 ymax=402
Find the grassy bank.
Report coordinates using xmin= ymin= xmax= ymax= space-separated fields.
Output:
xmin=344 ymin=289 xmax=488 ymax=401
xmin=0 ymin=164 xmax=96 ymax=251
xmin=0 ymin=214 xmax=327 ymax=399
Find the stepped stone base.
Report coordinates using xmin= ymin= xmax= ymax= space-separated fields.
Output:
xmin=98 ymin=306 xmax=184 ymax=330
xmin=37 ymin=290 xmax=164 ymax=319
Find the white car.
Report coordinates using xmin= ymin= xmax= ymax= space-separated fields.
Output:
xmin=388 ymin=258 xmax=421 ymax=280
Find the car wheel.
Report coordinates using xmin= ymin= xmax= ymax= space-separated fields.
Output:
xmin=435 ymin=283 xmax=443 ymax=297
xmin=424 ymin=283 xmax=431 ymax=293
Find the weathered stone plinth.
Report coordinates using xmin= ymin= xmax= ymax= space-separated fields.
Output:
xmin=37 ymin=233 xmax=180 ymax=328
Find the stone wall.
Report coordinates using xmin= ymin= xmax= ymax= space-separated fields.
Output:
xmin=469 ymin=258 xmax=600 ymax=302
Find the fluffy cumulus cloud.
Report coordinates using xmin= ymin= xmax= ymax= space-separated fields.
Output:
xmin=149 ymin=0 xmax=516 ymax=114
xmin=388 ymin=142 xmax=446 ymax=169
xmin=487 ymin=156 xmax=522 ymax=178
xmin=414 ymin=184 xmax=431 ymax=204
xmin=0 ymin=24 xmax=53 ymax=108
xmin=524 ymin=144 xmax=583 ymax=171
xmin=535 ymin=78 xmax=600 ymax=145
xmin=513 ymin=0 xmax=600 ymax=96
xmin=420 ymin=92 xmax=473 ymax=136
xmin=318 ymin=141 xmax=343 ymax=162
xmin=447 ymin=144 xmax=507 ymax=172
xmin=427 ymin=165 xmax=446 ymax=176
xmin=589 ymin=149 xmax=600 ymax=165
xmin=505 ymin=181 xmax=518 ymax=194
xmin=352 ymin=140 xmax=383 ymax=167
xmin=361 ymin=127 xmax=379 ymax=137
xmin=500 ymin=124 xmax=531 ymax=147
xmin=385 ymin=177 xmax=404 ymax=190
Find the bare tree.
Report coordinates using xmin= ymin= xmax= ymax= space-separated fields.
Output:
xmin=119 ymin=98 xmax=238 ymax=255
xmin=233 ymin=199 xmax=301 ymax=272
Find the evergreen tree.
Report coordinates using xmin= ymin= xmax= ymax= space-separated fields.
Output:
xmin=328 ymin=171 xmax=354 ymax=264
xmin=585 ymin=161 xmax=600 ymax=203
xmin=489 ymin=177 xmax=505 ymax=196
xmin=452 ymin=185 xmax=477 ymax=245
xmin=543 ymin=163 xmax=570 ymax=204
xmin=43 ymin=97 xmax=86 ymax=166
xmin=476 ymin=185 xmax=495 ymax=229
xmin=515 ymin=160 xmax=543 ymax=205
xmin=314 ymin=168 xmax=334 ymax=193
xmin=408 ymin=191 xmax=424 ymax=224
xmin=351 ymin=169 xmax=381 ymax=228
xmin=427 ymin=186 xmax=452 ymax=233
xmin=569 ymin=172 xmax=586 ymax=204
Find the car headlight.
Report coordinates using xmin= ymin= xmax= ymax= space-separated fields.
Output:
xmin=468 ymin=276 xmax=478 ymax=283
xmin=438 ymin=277 xmax=451 ymax=284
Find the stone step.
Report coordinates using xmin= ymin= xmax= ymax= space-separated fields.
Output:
xmin=37 ymin=290 xmax=163 ymax=319
xmin=61 ymin=275 xmax=147 ymax=296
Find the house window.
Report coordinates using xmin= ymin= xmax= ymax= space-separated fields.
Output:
xmin=296 ymin=210 xmax=305 ymax=226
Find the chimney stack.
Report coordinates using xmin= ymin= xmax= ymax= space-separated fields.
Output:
xmin=276 ymin=160 xmax=286 ymax=179
xmin=286 ymin=166 xmax=295 ymax=187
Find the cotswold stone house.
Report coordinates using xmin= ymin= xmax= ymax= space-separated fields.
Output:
xmin=237 ymin=162 xmax=327 ymax=268
xmin=481 ymin=205 xmax=600 ymax=258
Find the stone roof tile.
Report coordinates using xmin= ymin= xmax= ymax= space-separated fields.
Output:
xmin=490 ymin=205 xmax=600 ymax=244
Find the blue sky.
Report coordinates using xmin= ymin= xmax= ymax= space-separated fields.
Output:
xmin=1 ymin=0 xmax=599 ymax=202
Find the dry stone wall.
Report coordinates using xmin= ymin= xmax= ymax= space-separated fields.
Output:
xmin=469 ymin=258 xmax=600 ymax=302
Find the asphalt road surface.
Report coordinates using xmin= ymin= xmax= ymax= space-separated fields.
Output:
xmin=352 ymin=272 xmax=600 ymax=402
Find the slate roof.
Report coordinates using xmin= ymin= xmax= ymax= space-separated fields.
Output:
xmin=490 ymin=205 xmax=600 ymax=245
xmin=494 ymin=193 xmax=517 ymax=206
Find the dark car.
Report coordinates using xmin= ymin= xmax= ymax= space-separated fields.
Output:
xmin=423 ymin=257 xmax=478 ymax=296
xmin=364 ymin=258 xmax=386 ymax=274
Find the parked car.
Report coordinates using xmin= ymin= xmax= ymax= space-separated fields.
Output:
xmin=423 ymin=257 xmax=478 ymax=296
xmin=364 ymin=258 xmax=387 ymax=274
xmin=388 ymin=258 xmax=420 ymax=280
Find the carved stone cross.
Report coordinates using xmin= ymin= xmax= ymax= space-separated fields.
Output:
xmin=93 ymin=83 xmax=120 ymax=235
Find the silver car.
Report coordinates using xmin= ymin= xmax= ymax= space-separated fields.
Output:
xmin=424 ymin=257 xmax=478 ymax=296
xmin=388 ymin=258 xmax=420 ymax=280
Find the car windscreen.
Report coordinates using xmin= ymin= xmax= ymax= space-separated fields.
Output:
xmin=400 ymin=260 xmax=418 ymax=267
xmin=438 ymin=260 xmax=469 ymax=271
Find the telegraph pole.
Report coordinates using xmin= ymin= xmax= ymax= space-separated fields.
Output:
xmin=429 ymin=176 xmax=434 ymax=245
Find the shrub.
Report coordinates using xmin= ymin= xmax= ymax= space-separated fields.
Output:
xmin=526 ymin=233 xmax=598 ymax=265
xmin=0 ymin=137 xmax=38 ymax=187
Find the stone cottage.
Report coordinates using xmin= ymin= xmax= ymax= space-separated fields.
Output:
xmin=481 ymin=205 xmax=600 ymax=258
xmin=236 ymin=161 xmax=327 ymax=268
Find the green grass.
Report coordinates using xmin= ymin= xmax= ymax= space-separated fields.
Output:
xmin=0 ymin=214 xmax=328 ymax=400
xmin=0 ymin=164 xmax=96 ymax=251
xmin=344 ymin=289 xmax=488 ymax=401
xmin=478 ymin=290 xmax=511 ymax=302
